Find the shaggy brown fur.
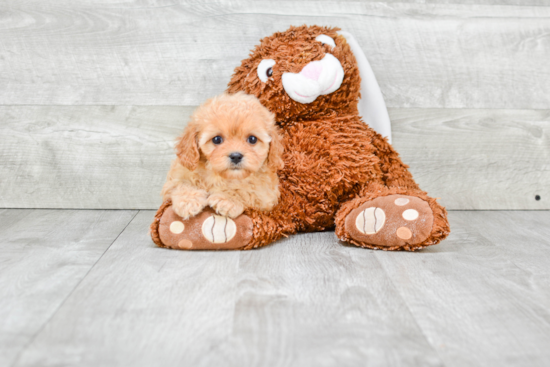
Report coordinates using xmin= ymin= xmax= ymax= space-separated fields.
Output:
xmin=151 ymin=25 xmax=450 ymax=251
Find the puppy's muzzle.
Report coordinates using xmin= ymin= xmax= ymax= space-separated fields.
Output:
xmin=229 ymin=152 xmax=243 ymax=165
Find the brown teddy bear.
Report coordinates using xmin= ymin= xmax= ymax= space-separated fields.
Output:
xmin=151 ymin=25 xmax=450 ymax=251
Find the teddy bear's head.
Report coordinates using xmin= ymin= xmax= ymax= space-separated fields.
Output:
xmin=227 ymin=25 xmax=362 ymax=123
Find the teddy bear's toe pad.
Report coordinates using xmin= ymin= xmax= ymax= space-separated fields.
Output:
xmin=158 ymin=206 xmax=253 ymax=250
xmin=345 ymin=195 xmax=434 ymax=248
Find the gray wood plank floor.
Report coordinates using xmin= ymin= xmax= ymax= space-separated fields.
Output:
xmin=2 ymin=209 xmax=549 ymax=367
xmin=0 ymin=209 xmax=138 ymax=367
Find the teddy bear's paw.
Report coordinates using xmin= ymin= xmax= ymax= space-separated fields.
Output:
xmin=157 ymin=205 xmax=253 ymax=250
xmin=345 ymin=195 xmax=434 ymax=249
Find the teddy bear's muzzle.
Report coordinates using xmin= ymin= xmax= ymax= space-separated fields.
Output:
xmin=281 ymin=53 xmax=344 ymax=104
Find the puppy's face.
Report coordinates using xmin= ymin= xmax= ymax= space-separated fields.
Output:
xmin=176 ymin=93 xmax=284 ymax=179
xmin=198 ymin=113 xmax=271 ymax=179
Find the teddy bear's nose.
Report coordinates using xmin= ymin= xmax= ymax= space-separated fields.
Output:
xmin=300 ymin=61 xmax=323 ymax=81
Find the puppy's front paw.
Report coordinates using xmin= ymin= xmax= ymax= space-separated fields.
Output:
xmin=208 ymin=194 xmax=244 ymax=218
xmin=172 ymin=190 xmax=208 ymax=220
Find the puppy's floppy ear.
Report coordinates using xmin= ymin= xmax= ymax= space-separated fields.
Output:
xmin=175 ymin=126 xmax=200 ymax=171
xmin=266 ymin=127 xmax=284 ymax=171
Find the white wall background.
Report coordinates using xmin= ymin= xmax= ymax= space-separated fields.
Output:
xmin=0 ymin=0 xmax=548 ymax=209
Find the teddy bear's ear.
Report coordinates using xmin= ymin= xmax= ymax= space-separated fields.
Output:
xmin=337 ymin=31 xmax=392 ymax=143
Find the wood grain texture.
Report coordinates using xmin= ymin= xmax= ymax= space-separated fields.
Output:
xmin=0 ymin=1 xmax=549 ymax=108
xmin=14 ymin=210 xmax=442 ymax=367
xmin=13 ymin=211 xmax=243 ymax=367
xmin=0 ymin=105 xmax=190 ymax=209
xmin=391 ymin=108 xmax=550 ymax=210
xmin=373 ymin=210 xmax=550 ymax=367
xmin=203 ymin=233 xmax=443 ymax=367
xmin=0 ymin=209 xmax=136 ymax=367
xmin=0 ymin=106 xmax=547 ymax=210
xmin=10 ymin=210 xmax=550 ymax=366
xmin=303 ymin=0 xmax=550 ymax=4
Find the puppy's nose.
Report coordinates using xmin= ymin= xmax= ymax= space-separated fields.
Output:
xmin=229 ymin=152 xmax=243 ymax=164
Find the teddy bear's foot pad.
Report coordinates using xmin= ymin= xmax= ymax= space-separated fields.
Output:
xmin=158 ymin=206 xmax=253 ymax=250
xmin=345 ymin=195 xmax=434 ymax=248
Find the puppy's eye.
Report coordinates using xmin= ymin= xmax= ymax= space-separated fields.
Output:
xmin=212 ymin=136 xmax=223 ymax=145
xmin=257 ymin=59 xmax=276 ymax=83
xmin=247 ymin=136 xmax=258 ymax=144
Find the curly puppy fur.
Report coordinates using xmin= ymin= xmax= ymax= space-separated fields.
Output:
xmin=161 ymin=92 xmax=284 ymax=219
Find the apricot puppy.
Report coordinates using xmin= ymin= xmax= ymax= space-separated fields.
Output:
xmin=161 ymin=92 xmax=284 ymax=219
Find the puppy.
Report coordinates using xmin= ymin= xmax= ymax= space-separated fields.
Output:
xmin=161 ymin=92 xmax=284 ymax=219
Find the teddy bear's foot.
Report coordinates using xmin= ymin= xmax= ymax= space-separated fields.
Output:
xmin=154 ymin=205 xmax=253 ymax=250
xmin=344 ymin=195 xmax=434 ymax=250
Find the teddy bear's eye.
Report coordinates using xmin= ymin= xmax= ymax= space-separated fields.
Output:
xmin=212 ymin=136 xmax=223 ymax=145
xmin=257 ymin=59 xmax=276 ymax=83
xmin=247 ymin=136 xmax=258 ymax=144
xmin=315 ymin=34 xmax=336 ymax=48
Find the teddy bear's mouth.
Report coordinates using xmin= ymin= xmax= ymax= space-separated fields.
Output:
xmin=282 ymin=53 xmax=344 ymax=104
xmin=295 ymin=74 xmax=338 ymax=99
